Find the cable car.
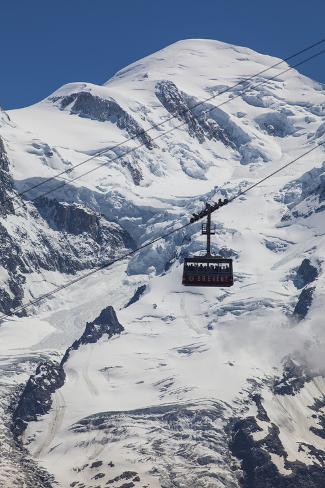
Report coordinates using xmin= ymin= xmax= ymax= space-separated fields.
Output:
xmin=182 ymin=202 xmax=234 ymax=287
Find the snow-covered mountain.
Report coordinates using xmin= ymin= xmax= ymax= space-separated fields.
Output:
xmin=0 ymin=39 xmax=325 ymax=487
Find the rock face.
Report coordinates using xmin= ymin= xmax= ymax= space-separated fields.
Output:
xmin=293 ymin=259 xmax=319 ymax=290
xmin=51 ymin=91 xmax=153 ymax=149
xmin=13 ymin=307 xmax=124 ymax=438
xmin=13 ymin=361 xmax=65 ymax=437
xmin=124 ymin=284 xmax=146 ymax=308
xmin=230 ymin=416 xmax=325 ymax=488
xmin=0 ymin=189 xmax=134 ymax=315
xmin=0 ymin=137 xmax=15 ymax=215
xmin=229 ymin=369 xmax=325 ymax=488
xmin=0 ymin=223 xmax=27 ymax=315
xmin=293 ymin=286 xmax=315 ymax=320
xmin=273 ymin=358 xmax=311 ymax=396
xmin=155 ymin=79 xmax=238 ymax=147
xmin=62 ymin=306 xmax=124 ymax=364
xmin=34 ymin=196 xmax=135 ymax=248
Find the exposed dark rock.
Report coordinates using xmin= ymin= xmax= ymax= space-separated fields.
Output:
xmin=0 ymin=173 xmax=135 ymax=315
xmin=156 ymin=80 xmax=205 ymax=143
xmin=273 ymin=358 xmax=311 ymax=396
xmin=12 ymin=307 xmax=124 ymax=440
xmin=229 ymin=415 xmax=325 ymax=488
xmin=155 ymin=80 xmax=236 ymax=147
xmin=34 ymin=197 xmax=103 ymax=237
xmin=12 ymin=361 xmax=65 ymax=437
xmin=293 ymin=286 xmax=315 ymax=320
xmin=124 ymin=284 xmax=146 ymax=308
xmin=62 ymin=306 xmax=124 ymax=365
xmin=251 ymin=394 xmax=270 ymax=422
xmin=0 ymin=222 xmax=27 ymax=315
xmin=34 ymin=196 xmax=135 ymax=248
xmin=51 ymin=91 xmax=153 ymax=150
xmin=309 ymin=396 xmax=325 ymax=440
xmin=1 ymin=384 xmax=56 ymax=487
xmin=107 ymin=471 xmax=138 ymax=484
xmin=92 ymin=472 xmax=105 ymax=480
xmin=0 ymin=195 xmax=134 ymax=314
xmin=293 ymin=259 xmax=319 ymax=290
xmin=0 ymin=136 xmax=15 ymax=215
xmin=197 ymin=455 xmax=218 ymax=465
xmin=0 ymin=142 xmax=27 ymax=314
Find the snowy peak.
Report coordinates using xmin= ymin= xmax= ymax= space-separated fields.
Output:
xmin=107 ymin=38 xmax=282 ymax=86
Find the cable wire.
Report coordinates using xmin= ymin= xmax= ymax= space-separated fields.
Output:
xmin=2 ymin=139 xmax=324 ymax=321
xmin=9 ymin=39 xmax=325 ymax=211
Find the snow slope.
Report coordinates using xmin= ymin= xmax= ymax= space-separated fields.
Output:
xmin=0 ymin=39 xmax=325 ymax=487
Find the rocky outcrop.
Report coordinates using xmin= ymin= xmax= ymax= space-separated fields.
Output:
xmin=51 ymin=91 xmax=153 ymax=150
xmin=289 ymin=258 xmax=319 ymax=321
xmin=124 ymin=284 xmax=146 ymax=308
xmin=155 ymin=80 xmax=270 ymax=165
xmin=61 ymin=307 xmax=124 ymax=365
xmin=155 ymin=80 xmax=236 ymax=146
xmin=0 ymin=136 xmax=15 ymax=215
xmin=273 ymin=358 xmax=311 ymax=396
xmin=0 ymin=195 xmax=135 ymax=314
xmin=230 ymin=415 xmax=325 ymax=488
xmin=230 ymin=362 xmax=325 ymax=488
xmin=0 ymin=223 xmax=27 ymax=315
xmin=293 ymin=286 xmax=315 ymax=320
xmin=0 ymin=107 xmax=11 ymax=127
xmin=33 ymin=196 xmax=135 ymax=248
xmin=62 ymin=306 xmax=124 ymax=364
xmin=293 ymin=259 xmax=319 ymax=290
xmin=13 ymin=361 xmax=65 ymax=437
xmin=12 ymin=307 xmax=124 ymax=438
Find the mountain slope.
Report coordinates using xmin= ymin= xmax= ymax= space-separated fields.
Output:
xmin=0 ymin=39 xmax=324 ymax=487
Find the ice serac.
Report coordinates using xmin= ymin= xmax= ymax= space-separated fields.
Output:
xmin=1 ymin=38 xmax=325 ymax=487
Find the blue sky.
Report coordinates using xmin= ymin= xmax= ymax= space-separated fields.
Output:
xmin=1 ymin=0 xmax=324 ymax=109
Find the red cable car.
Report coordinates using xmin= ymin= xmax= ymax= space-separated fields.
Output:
xmin=182 ymin=205 xmax=234 ymax=287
